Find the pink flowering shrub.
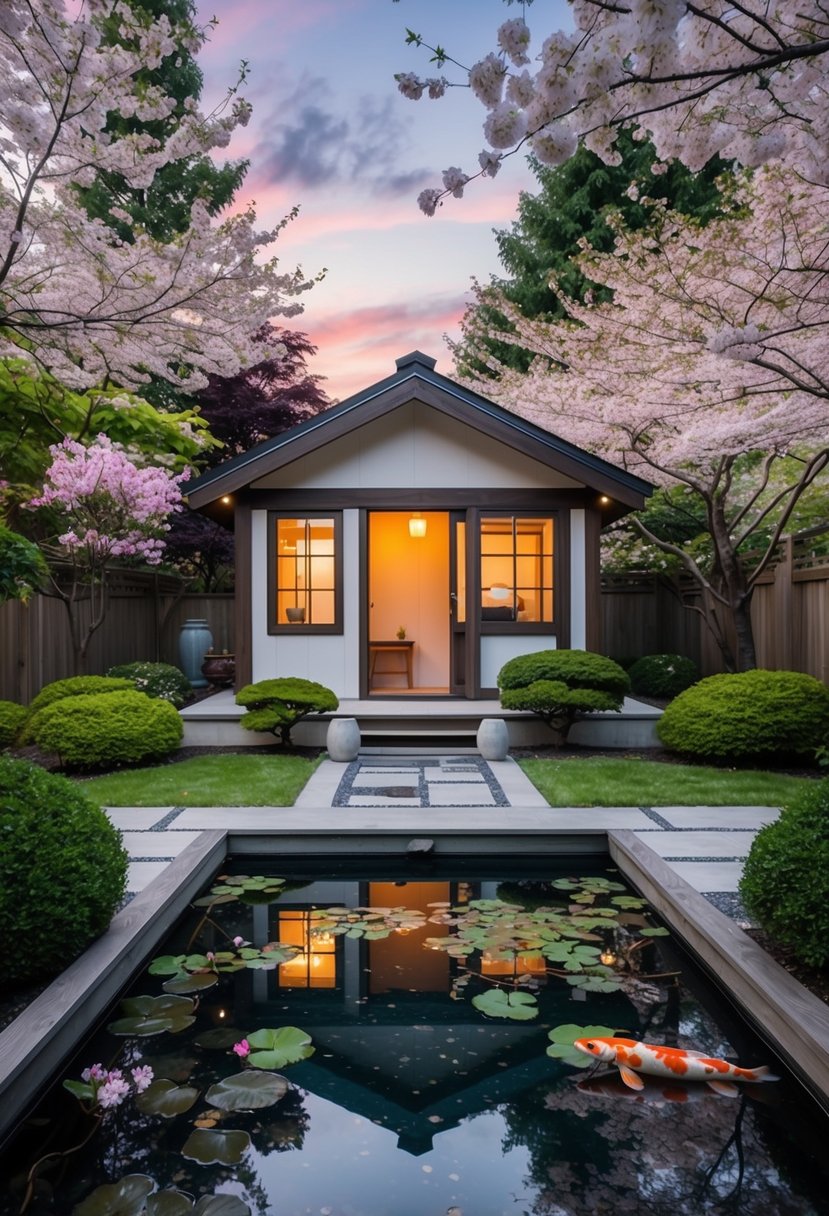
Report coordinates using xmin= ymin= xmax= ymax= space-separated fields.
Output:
xmin=64 ymin=1064 xmax=154 ymax=1111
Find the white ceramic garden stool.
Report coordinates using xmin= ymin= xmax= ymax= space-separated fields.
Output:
xmin=477 ymin=718 xmax=509 ymax=761
xmin=327 ymin=717 xmax=361 ymax=762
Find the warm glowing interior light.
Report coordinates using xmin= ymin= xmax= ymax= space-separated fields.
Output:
xmin=599 ymin=948 xmax=618 ymax=966
xmin=221 ymin=495 xmax=231 ymax=504
xmin=408 ymin=513 xmax=427 ymax=538
xmin=599 ymin=496 xmax=610 ymax=505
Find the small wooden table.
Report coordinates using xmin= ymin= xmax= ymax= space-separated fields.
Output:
xmin=369 ymin=640 xmax=415 ymax=688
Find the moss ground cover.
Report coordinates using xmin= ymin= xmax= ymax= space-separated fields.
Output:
xmin=519 ymin=756 xmax=810 ymax=807
xmin=78 ymin=753 xmax=321 ymax=807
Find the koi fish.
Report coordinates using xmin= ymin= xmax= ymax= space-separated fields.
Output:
xmin=576 ymin=1071 xmax=776 ymax=1106
xmin=573 ymin=1036 xmax=779 ymax=1096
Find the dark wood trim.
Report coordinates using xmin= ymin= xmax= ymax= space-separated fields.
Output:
xmin=584 ymin=507 xmax=602 ymax=652
xmin=239 ymin=487 xmax=601 ymax=510
xmin=359 ymin=510 xmax=368 ymax=698
xmin=234 ymin=502 xmax=252 ymax=689
xmin=557 ymin=510 xmax=571 ymax=650
xmin=266 ymin=511 xmax=344 ymax=635
xmin=466 ymin=508 xmax=481 ymax=696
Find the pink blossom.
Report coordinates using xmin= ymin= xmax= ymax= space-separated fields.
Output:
xmin=97 ymin=1075 xmax=131 ymax=1109
xmin=232 ymin=1040 xmax=251 ymax=1058
xmin=233 ymin=936 xmax=246 ymax=947
xmin=81 ymin=1063 xmax=107 ymax=1083
xmin=131 ymin=1065 xmax=154 ymax=1093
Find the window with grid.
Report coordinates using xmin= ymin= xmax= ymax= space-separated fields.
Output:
xmin=480 ymin=516 xmax=554 ymax=624
xmin=271 ymin=514 xmax=342 ymax=632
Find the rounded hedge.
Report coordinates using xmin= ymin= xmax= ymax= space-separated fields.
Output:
xmin=0 ymin=700 xmax=27 ymax=748
xmin=740 ymin=780 xmax=829 ymax=969
xmin=33 ymin=689 xmax=183 ymax=769
xmin=497 ymin=650 xmax=630 ymax=699
xmin=628 ymin=653 xmax=698 ymax=700
xmin=0 ymin=756 xmax=128 ymax=988
xmin=21 ymin=675 xmax=135 ymax=745
xmin=107 ymin=661 xmax=192 ymax=708
xmin=656 ymin=669 xmax=829 ymax=761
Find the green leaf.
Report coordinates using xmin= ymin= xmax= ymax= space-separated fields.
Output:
xmin=107 ymin=994 xmax=196 ymax=1037
xmin=546 ymin=1023 xmax=616 ymax=1067
xmin=471 ymin=988 xmax=538 ymax=1020
xmin=566 ymin=973 xmax=621 ymax=993
xmin=181 ymin=1129 xmax=251 ymax=1166
xmin=204 ymin=1071 xmax=288 ymax=1111
xmin=135 ymin=1078 xmax=199 ymax=1118
xmin=63 ymin=1080 xmax=94 ymax=1102
xmin=246 ymin=1027 xmax=314 ymax=1068
xmin=194 ymin=1028 xmax=246 ymax=1050
xmin=162 ymin=972 xmax=219 ymax=995
xmin=640 ymin=926 xmax=670 ymax=937
xmin=73 ymin=1175 xmax=155 ymax=1216
xmin=148 ymin=956 xmax=187 ymax=976
xmin=145 ymin=1193 xmax=192 ymax=1216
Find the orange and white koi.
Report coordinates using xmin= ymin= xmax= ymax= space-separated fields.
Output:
xmin=573 ymin=1036 xmax=779 ymax=1096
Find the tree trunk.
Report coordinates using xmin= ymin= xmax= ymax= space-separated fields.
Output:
xmin=709 ymin=500 xmax=757 ymax=671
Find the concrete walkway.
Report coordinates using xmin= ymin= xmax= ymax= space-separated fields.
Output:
xmin=105 ymin=754 xmax=780 ymax=923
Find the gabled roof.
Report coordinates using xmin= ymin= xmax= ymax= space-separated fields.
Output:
xmin=185 ymin=351 xmax=653 ymax=510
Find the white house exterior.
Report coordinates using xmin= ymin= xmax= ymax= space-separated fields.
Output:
xmin=186 ymin=352 xmax=652 ymax=700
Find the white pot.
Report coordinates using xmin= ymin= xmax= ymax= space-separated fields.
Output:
xmin=327 ymin=717 xmax=361 ymax=762
xmin=477 ymin=718 xmax=509 ymax=761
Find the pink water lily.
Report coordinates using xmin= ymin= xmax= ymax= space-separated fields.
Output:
xmin=232 ymin=1039 xmax=251 ymax=1059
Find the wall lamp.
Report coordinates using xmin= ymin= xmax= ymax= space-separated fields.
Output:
xmin=408 ymin=513 xmax=427 ymax=538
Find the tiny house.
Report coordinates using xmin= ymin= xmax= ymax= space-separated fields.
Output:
xmin=185 ymin=352 xmax=651 ymax=701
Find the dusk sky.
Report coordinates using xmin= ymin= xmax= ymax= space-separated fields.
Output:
xmin=192 ymin=0 xmax=573 ymax=400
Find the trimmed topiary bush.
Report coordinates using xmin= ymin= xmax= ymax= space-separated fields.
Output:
xmin=628 ymin=653 xmax=698 ymax=700
xmin=107 ymin=661 xmax=192 ymax=708
xmin=497 ymin=650 xmax=629 ymax=743
xmin=236 ymin=678 xmax=339 ymax=745
xmin=0 ymin=700 xmax=26 ymax=748
xmin=0 ymin=756 xmax=128 ymax=988
xmin=657 ymin=669 xmax=829 ymax=761
xmin=33 ymin=689 xmax=182 ymax=769
xmin=20 ymin=675 xmax=136 ymax=745
xmin=740 ymin=780 xmax=829 ymax=969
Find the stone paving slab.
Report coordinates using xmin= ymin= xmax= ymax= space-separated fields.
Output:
xmin=119 ymin=831 xmax=202 ymax=858
xmin=345 ymin=795 xmax=422 ymax=807
xmin=423 ymin=765 xmax=484 ymax=781
xmin=658 ymin=807 xmax=781 ymax=829
xmin=668 ymin=860 xmax=746 ymax=893
xmin=106 ymin=808 xmax=175 ymax=830
xmin=639 ymin=831 xmax=758 ymax=859
xmin=352 ymin=771 xmax=422 ymax=788
xmin=127 ymin=860 xmax=174 ymax=893
xmin=426 ymin=783 xmax=496 ymax=806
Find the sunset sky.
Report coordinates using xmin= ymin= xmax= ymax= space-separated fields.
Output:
xmin=192 ymin=0 xmax=572 ymax=400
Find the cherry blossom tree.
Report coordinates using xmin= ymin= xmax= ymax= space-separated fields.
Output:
xmin=25 ymin=435 xmax=187 ymax=671
xmin=397 ymin=3 xmax=829 ymax=214
xmin=458 ymin=165 xmax=829 ymax=671
xmin=0 ymin=1 xmax=313 ymax=391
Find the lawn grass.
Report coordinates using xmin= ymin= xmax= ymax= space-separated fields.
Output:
xmin=78 ymin=753 xmax=322 ymax=807
xmin=519 ymin=756 xmax=811 ymax=807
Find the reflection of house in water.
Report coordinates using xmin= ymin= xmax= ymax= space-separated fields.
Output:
xmin=215 ymin=877 xmax=637 ymax=1157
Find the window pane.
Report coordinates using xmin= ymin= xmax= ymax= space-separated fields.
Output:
xmin=275 ymin=516 xmax=338 ymax=627
xmin=310 ymin=590 xmax=335 ymax=624
xmin=480 ymin=515 xmax=554 ymax=623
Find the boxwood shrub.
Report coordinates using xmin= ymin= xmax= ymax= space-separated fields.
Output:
xmin=628 ymin=653 xmax=698 ymax=700
xmin=107 ymin=661 xmax=192 ymax=708
xmin=740 ymin=780 xmax=829 ymax=968
xmin=20 ymin=675 xmax=135 ymax=745
xmin=33 ymin=689 xmax=183 ymax=769
xmin=0 ymin=756 xmax=128 ymax=988
xmin=0 ymin=700 xmax=26 ymax=748
xmin=656 ymin=669 xmax=829 ymax=761
xmin=236 ymin=678 xmax=339 ymax=745
xmin=497 ymin=650 xmax=629 ymax=743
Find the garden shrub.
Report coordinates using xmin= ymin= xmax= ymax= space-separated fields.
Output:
xmin=33 ymin=689 xmax=182 ymax=769
xmin=0 ymin=700 xmax=26 ymax=748
xmin=497 ymin=650 xmax=629 ymax=743
xmin=739 ymin=780 xmax=829 ymax=969
xmin=107 ymin=661 xmax=192 ymax=708
xmin=236 ymin=677 xmax=339 ymax=745
xmin=628 ymin=653 xmax=698 ymax=699
xmin=20 ymin=675 xmax=135 ymax=744
xmin=657 ymin=669 xmax=829 ymax=761
xmin=0 ymin=756 xmax=128 ymax=987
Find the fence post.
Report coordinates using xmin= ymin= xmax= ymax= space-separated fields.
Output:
xmin=773 ymin=535 xmax=794 ymax=671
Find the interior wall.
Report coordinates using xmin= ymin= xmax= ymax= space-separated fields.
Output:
xmin=369 ymin=512 xmax=449 ymax=689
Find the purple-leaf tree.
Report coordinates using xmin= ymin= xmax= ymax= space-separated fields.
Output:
xmin=0 ymin=1 xmax=314 ymax=390
xmin=397 ymin=4 xmax=829 ymax=214
xmin=26 ymin=435 xmax=187 ymax=671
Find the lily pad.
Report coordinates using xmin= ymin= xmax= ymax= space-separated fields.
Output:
xmin=546 ymin=1023 xmax=616 ymax=1067
xmin=135 ymin=1078 xmax=200 ymax=1118
xmin=205 ymin=1071 xmax=288 ymax=1111
xmin=567 ymin=972 xmax=622 ymax=993
xmin=181 ymin=1129 xmax=251 ymax=1166
xmin=145 ymin=1193 xmax=192 ymax=1216
xmin=640 ymin=926 xmax=670 ymax=937
xmin=108 ymin=995 xmax=196 ymax=1037
xmin=246 ymin=1027 xmax=315 ymax=1069
xmin=162 ymin=973 xmax=219 ymax=995
xmin=471 ymin=989 xmax=538 ymax=1020
xmin=74 ymin=1175 xmax=155 ymax=1216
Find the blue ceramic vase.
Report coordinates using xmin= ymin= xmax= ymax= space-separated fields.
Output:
xmin=179 ymin=618 xmax=214 ymax=688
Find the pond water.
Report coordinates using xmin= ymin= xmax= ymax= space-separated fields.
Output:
xmin=2 ymin=855 xmax=829 ymax=1216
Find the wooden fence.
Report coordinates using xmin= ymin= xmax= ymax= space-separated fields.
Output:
xmin=1 ymin=531 xmax=827 ymax=702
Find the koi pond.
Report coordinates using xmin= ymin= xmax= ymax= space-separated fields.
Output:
xmin=2 ymin=855 xmax=829 ymax=1216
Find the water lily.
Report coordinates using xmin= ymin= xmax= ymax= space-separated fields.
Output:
xmin=232 ymin=1039 xmax=250 ymax=1059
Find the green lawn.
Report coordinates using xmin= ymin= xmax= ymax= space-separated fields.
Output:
xmin=78 ymin=753 xmax=321 ymax=807
xmin=519 ymin=756 xmax=811 ymax=807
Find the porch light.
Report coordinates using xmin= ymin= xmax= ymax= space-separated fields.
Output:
xmin=221 ymin=495 xmax=232 ymax=504
xmin=408 ymin=513 xmax=427 ymax=538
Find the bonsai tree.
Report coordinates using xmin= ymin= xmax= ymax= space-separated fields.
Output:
xmin=498 ymin=650 xmax=629 ymax=745
xmin=235 ymin=678 xmax=339 ymax=746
